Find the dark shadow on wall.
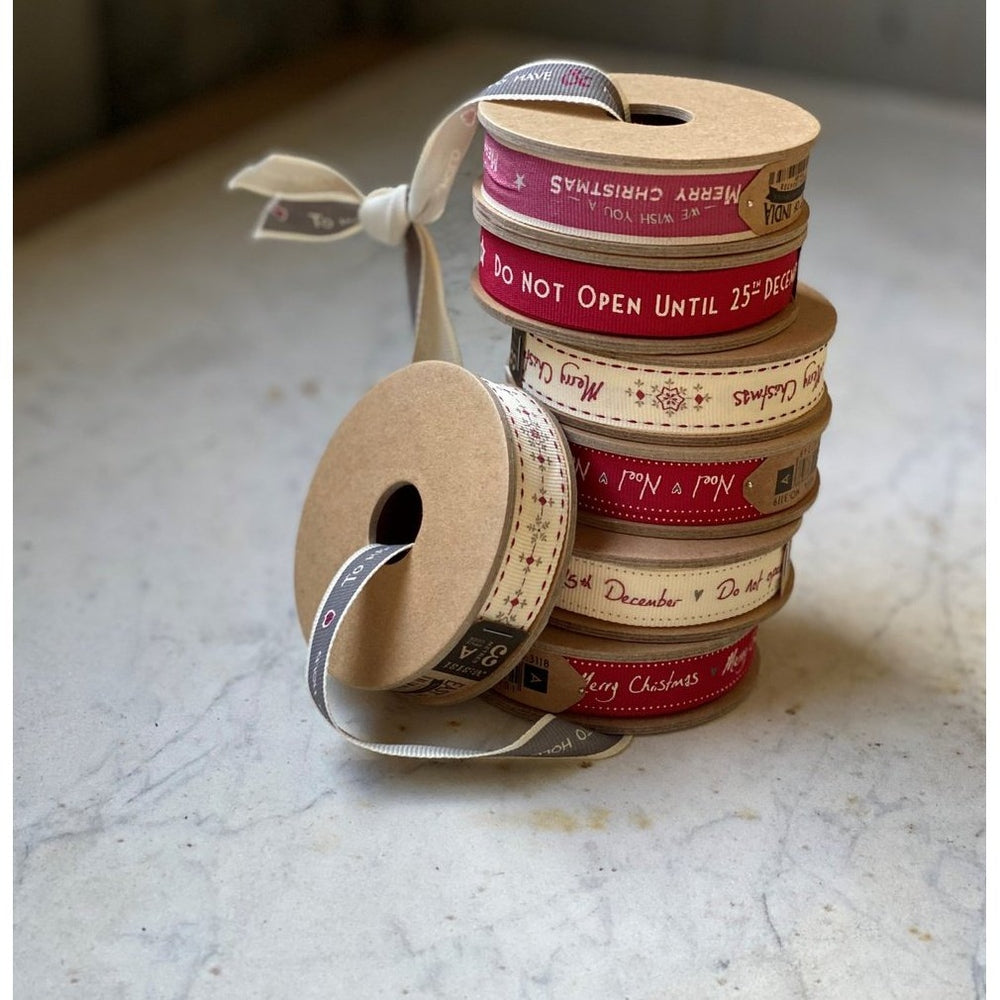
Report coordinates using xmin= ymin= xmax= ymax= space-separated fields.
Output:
xmin=14 ymin=0 xmax=414 ymax=174
xmin=15 ymin=0 xmax=985 ymax=177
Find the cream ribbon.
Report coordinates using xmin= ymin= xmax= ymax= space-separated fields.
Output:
xmin=228 ymin=60 xmax=626 ymax=366
xmin=513 ymin=329 xmax=828 ymax=437
xmin=559 ymin=545 xmax=788 ymax=628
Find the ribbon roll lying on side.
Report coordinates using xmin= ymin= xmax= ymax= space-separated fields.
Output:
xmin=295 ymin=360 xmax=630 ymax=760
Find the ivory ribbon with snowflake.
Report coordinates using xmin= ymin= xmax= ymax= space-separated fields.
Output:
xmin=511 ymin=329 xmax=827 ymax=437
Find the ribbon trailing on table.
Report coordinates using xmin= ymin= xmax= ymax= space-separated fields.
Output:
xmin=307 ymin=542 xmax=630 ymax=760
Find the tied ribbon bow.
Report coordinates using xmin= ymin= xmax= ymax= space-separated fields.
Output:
xmin=228 ymin=60 xmax=627 ymax=368
xmin=227 ymin=152 xmax=463 ymax=365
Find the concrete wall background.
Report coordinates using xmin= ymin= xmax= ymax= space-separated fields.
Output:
xmin=14 ymin=0 xmax=985 ymax=173
xmin=410 ymin=0 xmax=985 ymax=102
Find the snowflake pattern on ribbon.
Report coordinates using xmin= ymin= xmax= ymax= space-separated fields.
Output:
xmin=626 ymin=378 xmax=712 ymax=413
xmin=494 ymin=472 xmax=553 ymax=623
xmin=488 ymin=400 xmax=558 ymax=628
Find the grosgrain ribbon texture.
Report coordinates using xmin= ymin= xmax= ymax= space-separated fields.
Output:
xmin=511 ymin=329 xmax=827 ymax=436
xmin=558 ymin=545 xmax=789 ymax=629
xmin=482 ymin=134 xmax=767 ymax=243
xmin=388 ymin=380 xmax=574 ymax=702
xmin=566 ymin=439 xmax=819 ymax=529
xmin=499 ymin=628 xmax=758 ymax=718
xmin=479 ymin=229 xmax=801 ymax=340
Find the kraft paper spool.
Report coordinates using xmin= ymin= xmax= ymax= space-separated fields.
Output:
xmin=477 ymin=73 xmax=819 ymax=248
xmin=485 ymin=624 xmax=762 ymax=734
xmin=508 ymin=283 xmax=834 ymax=443
xmin=473 ymin=196 xmax=805 ymax=350
xmin=551 ymin=518 xmax=798 ymax=640
xmin=561 ymin=392 xmax=830 ymax=538
xmin=295 ymin=360 xmax=577 ymax=706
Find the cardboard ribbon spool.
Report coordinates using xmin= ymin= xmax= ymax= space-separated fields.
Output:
xmin=477 ymin=72 xmax=819 ymax=250
xmin=551 ymin=518 xmax=798 ymax=639
xmin=559 ymin=395 xmax=830 ymax=538
xmin=295 ymin=361 xmax=575 ymax=704
xmin=486 ymin=624 xmax=762 ymax=734
xmin=473 ymin=201 xmax=805 ymax=349
xmin=507 ymin=283 xmax=835 ymax=441
xmin=295 ymin=361 xmax=634 ymax=759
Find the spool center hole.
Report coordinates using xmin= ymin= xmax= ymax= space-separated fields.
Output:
xmin=628 ymin=103 xmax=693 ymax=126
xmin=372 ymin=482 xmax=423 ymax=561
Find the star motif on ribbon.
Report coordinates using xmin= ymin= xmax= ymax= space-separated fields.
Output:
xmin=653 ymin=381 xmax=687 ymax=414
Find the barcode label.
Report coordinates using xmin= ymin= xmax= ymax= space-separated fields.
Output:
xmin=768 ymin=156 xmax=810 ymax=187
xmin=794 ymin=442 xmax=819 ymax=484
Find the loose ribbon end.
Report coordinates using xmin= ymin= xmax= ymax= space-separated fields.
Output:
xmin=227 ymin=153 xmax=364 ymax=199
xmin=251 ymin=196 xmax=363 ymax=243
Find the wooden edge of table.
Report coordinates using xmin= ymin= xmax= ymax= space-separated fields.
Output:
xmin=13 ymin=35 xmax=413 ymax=239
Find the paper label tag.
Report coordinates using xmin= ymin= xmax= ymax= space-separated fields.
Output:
xmin=396 ymin=620 xmax=530 ymax=695
xmin=739 ymin=153 xmax=811 ymax=234
xmin=743 ymin=440 xmax=820 ymax=513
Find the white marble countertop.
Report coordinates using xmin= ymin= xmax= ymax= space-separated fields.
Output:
xmin=14 ymin=31 xmax=985 ymax=999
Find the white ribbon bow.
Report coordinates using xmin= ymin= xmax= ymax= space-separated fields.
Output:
xmin=228 ymin=60 xmax=626 ymax=368
xmin=227 ymin=150 xmax=465 ymax=365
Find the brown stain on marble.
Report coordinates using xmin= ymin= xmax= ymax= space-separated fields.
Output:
xmin=629 ymin=808 xmax=653 ymax=829
xmin=519 ymin=807 xmax=613 ymax=833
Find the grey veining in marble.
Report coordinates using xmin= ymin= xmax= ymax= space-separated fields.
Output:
xmin=14 ymin=32 xmax=984 ymax=1000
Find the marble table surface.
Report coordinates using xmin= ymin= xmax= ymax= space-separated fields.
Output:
xmin=14 ymin=31 xmax=985 ymax=1000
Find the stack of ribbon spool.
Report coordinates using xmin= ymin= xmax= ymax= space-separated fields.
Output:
xmin=229 ymin=61 xmax=833 ymax=760
xmin=468 ymin=75 xmax=834 ymax=735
